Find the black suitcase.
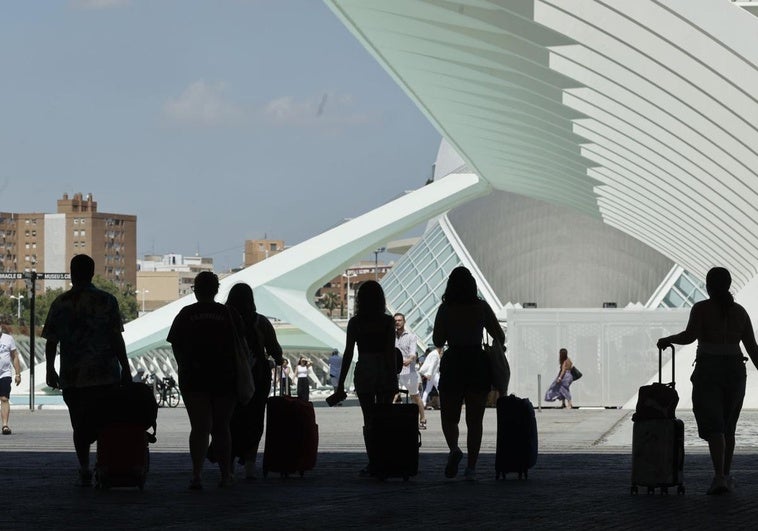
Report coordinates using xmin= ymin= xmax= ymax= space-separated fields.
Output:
xmin=367 ymin=391 xmax=420 ymax=481
xmin=495 ymin=394 xmax=538 ymax=479
xmin=94 ymin=383 xmax=158 ymax=490
xmin=631 ymin=346 xmax=685 ymax=494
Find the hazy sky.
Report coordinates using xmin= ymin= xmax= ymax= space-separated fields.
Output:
xmin=0 ymin=0 xmax=442 ymax=270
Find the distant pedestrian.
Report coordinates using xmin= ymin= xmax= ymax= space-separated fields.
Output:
xmin=329 ymin=349 xmax=342 ymax=388
xmin=433 ymin=266 xmax=504 ymax=481
xmin=279 ymin=359 xmax=291 ymax=394
xmin=419 ymin=347 xmax=442 ymax=409
xmin=167 ymin=271 xmax=238 ymax=489
xmin=395 ymin=313 xmax=426 ymax=429
xmin=42 ymin=254 xmax=132 ymax=486
xmin=544 ymin=348 xmax=575 ymax=410
xmin=0 ymin=322 xmax=21 ymax=435
xmin=295 ymin=356 xmax=312 ymax=401
xmin=657 ymin=266 xmax=758 ymax=495
xmin=225 ymin=282 xmax=283 ymax=479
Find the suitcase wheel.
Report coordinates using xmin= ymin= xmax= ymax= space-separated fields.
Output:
xmin=661 ymin=487 xmax=669 ymax=495
xmin=403 ymin=475 xmax=409 ymax=482
xmin=677 ymin=485 xmax=685 ymax=495
xmin=631 ymin=485 xmax=638 ymax=495
xmin=647 ymin=487 xmax=655 ymax=495
xmin=299 ymin=471 xmax=305 ymax=478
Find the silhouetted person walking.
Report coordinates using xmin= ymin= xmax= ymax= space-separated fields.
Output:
xmin=334 ymin=280 xmax=397 ymax=477
xmin=42 ymin=254 xmax=131 ymax=486
xmin=225 ymin=282 xmax=283 ymax=479
xmin=433 ymin=266 xmax=504 ymax=481
xmin=168 ymin=271 xmax=238 ymax=489
xmin=657 ymin=267 xmax=758 ymax=495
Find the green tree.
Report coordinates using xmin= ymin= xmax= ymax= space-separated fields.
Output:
xmin=92 ymin=276 xmax=139 ymax=323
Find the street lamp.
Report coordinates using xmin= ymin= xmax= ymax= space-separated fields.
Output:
xmin=373 ymin=247 xmax=386 ymax=281
xmin=137 ymin=289 xmax=150 ymax=313
xmin=341 ymin=272 xmax=357 ymax=319
xmin=9 ymin=295 xmax=24 ymax=323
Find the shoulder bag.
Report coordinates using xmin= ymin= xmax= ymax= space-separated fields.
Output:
xmin=485 ymin=338 xmax=510 ymax=395
xmin=570 ymin=366 xmax=582 ymax=381
xmin=228 ymin=308 xmax=255 ymax=404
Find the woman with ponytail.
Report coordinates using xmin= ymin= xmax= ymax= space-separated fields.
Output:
xmin=657 ymin=267 xmax=758 ymax=495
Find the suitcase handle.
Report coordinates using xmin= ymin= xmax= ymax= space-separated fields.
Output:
xmin=659 ymin=345 xmax=675 ymax=387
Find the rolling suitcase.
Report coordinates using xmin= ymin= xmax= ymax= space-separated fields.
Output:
xmin=631 ymin=345 xmax=685 ymax=494
xmin=94 ymin=382 xmax=158 ymax=490
xmin=262 ymin=367 xmax=318 ymax=477
xmin=495 ymin=394 xmax=538 ymax=479
xmin=95 ymin=423 xmax=150 ymax=490
xmin=367 ymin=389 xmax=421 ymax=481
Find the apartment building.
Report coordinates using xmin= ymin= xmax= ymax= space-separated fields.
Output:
xmin=0 ymin=193 xmax=136 ymax=292
xmin=136 ymin=253 xmax=214 ymax=312
xmin=244 ymin=239 xmax=285 ymax=267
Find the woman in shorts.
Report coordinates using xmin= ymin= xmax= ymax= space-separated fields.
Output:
xmin=657 ymin=267 xmax=758 ymax=495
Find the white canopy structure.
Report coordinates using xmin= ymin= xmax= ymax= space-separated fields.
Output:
xmin=321 ymin=0 xmax=758 ymax=407
xmin=22 ymin=1 xmax=748 ymax=408
xmin=326 ymin=0 xmax=758 ymax=290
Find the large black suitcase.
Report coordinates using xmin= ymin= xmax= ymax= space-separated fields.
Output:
xmin=631 ymin=346 xmax=685 ymax=494
xmin=495 ymin=394 xmax=538 ymax=479
xmin=367 ymin=391 xmax=420 ymax=481
xmin=94 ymin=383 xmax=158 ymax=489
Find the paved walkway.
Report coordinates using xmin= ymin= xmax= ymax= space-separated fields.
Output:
xmin=4 ymin=404 xmax=758 ymax=529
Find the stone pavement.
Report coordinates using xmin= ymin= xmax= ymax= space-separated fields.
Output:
xmin=3 ymin=404 xmax=758 ymax=530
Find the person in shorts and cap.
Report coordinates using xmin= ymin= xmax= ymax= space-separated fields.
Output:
xmin=0 ymin=321 xmax=21 ymax=435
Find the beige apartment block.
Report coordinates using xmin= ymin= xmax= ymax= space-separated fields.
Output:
xmin=0 ymin=193 xmax=136 ymax=293
xmin=136 ymin=254 xmax=214 ymax=313
xmin=244 ymin=239 xmax=285 ymax=267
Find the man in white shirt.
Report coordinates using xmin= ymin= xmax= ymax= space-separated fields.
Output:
xmin=0 ymin=322 xmax=22 ymax=435
xmin=394 ymin=313 xmax=426 ymax=429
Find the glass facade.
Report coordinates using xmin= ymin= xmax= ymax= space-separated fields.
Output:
xmin=382 ymin=222 xmax=464 ymax=349
xmin=659 ymin=270 xmax=707 ymax=309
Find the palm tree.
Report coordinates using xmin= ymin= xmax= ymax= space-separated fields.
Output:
xmin=321 ymin=291 xmax=341 ymax=318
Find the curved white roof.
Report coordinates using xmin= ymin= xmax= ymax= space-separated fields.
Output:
xmin=326 ymin=0 xmax=758 ymax=290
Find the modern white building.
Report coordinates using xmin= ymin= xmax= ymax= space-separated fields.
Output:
xmin=19 ymin=1 xmax=758 ymax=409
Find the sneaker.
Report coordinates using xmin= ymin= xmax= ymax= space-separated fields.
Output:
xmin=76 ymin=469 xmax=92 ymax=487
xmin=464 ymin=467 xmax=477 ymax=482
xmin=444 ymin=448 xmax=463 ymax=478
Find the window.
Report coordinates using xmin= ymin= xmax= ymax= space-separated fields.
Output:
xmin=270 ymin=243 xmax=277 ymax=251
xmin=74 ymin=219 xmax=79 ymax=224
xmin=80 ymin=230 xmax=86 ymax=237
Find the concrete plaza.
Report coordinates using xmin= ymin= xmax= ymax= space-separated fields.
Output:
xmin=3 ymin=403 xmax=758 ymax=529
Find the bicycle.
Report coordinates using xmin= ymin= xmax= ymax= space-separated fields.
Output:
xmin=151 ymin=374 xmax=181 ymax=408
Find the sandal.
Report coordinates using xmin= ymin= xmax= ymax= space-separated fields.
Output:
xmin=419 ymin=419 xmax=427 ymax=430
xmin=1 ymin=426 xmax=10 ymax=435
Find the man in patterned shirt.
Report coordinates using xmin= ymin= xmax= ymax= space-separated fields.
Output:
xmin=42 ymin=254 xmax=131 ymax=486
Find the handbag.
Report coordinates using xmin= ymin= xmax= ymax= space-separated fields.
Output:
xmin=229 ymin=309 xmax=255 ymax=404
xmin=484 ymin=339 xmax=510 ymax=395
xmin=570 ymin=366 xmax=582 ymax=381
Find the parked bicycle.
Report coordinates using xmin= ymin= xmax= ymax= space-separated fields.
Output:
xmin=150 ymin=374 xmax=181 ymax=408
